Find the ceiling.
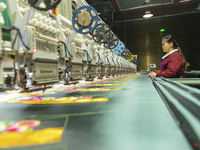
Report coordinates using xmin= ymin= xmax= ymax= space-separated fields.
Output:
xmin=85 ymin=0 xmax=200 ymax=25
xmin=86 ymin=0 xmax=173 ymax=11
xmin=118 ymin=0 xmax=172 ymax=9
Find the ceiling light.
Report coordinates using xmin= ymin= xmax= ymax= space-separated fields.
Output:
xmin=197 ymin=3 xmax=200 ymax=11
xmin=179 ymin=0 xmax=191 ymax=2
xmin=143 ymin=10 xmax=153 ymax=18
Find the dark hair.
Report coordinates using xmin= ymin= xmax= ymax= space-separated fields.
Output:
xmin=162 ymin=35 xmax=190 ymax=70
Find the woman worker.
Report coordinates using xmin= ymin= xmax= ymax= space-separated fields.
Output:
xmin=148 ymin=35 xmax=189 ymax=78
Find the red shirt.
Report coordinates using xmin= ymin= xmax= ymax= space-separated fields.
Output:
xmin=155 ymin=51 xmax=184 ymax=78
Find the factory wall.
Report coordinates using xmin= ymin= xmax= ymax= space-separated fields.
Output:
xmin=114 ymin=12 xmax=200 ymax=71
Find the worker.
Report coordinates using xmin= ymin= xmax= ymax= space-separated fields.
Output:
xmin=148 ymin=35 xmax=189 ymax=78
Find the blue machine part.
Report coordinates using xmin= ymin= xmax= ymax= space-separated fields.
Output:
xmin=72 ymin=6 xmax=98 ymax=34
xmin=112 ymin=41 xmax=125 ymax=54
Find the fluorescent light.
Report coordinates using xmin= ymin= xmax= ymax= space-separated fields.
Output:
xmin=143 ymin=10 xmax=153 ymax=18
xmin=197 ymin=3 xmax=200 ymax=10
xmin=179 ymin=0 xmax=191 ymax=2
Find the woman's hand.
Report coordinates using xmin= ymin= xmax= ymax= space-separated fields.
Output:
xmin=148 ymin=72 xmax=157 ymax=77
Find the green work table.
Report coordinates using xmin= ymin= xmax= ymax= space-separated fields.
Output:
xmin=0 ymin=74 xmax=192 ymax=150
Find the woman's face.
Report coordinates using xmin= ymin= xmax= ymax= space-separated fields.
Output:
xmin=162 ymin=40 xmax=173 ymax=53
